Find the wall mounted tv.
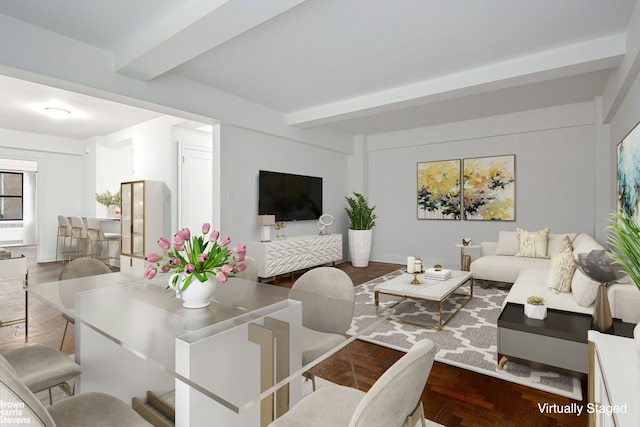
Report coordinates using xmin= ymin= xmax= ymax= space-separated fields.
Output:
xmin=258 ymin=170 xmax=323 ymax=221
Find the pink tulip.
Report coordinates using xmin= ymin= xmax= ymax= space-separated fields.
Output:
xmin=202 ymin=223 xmax=211 ymax=234
xmin=178 ymin=228 xmax=191 ymax=240
xmin=145 ymin=253 xmax=160 ymax=263
xmin=219 ymin=236 xmax=231 ymax=247
xmin=210 ymin=230 xmax=220 ymax=242
xmin=222 ymin=264 xmax=234 ymax=274
xmin=144 ymin=268 xmax=157 ymax=280
xmin=161 ymin=265 xmax=171 ymax=273
xmin=216 ymin=271 xmax=228 ymax=283
xmin=169 ymin=258 xmax=181 ymax=266
xmin=173 ymin=243 xmax=183 ymax=251
xmin=173 ymin=233 xmax=185 ymax=245
xmin=197 ymin=253 xmax=208 ymax=263
xmin=158 ymin=237 xmax=170 ymax=250
xmin=235 ymin=252 xmax=245 ymax=262
xmin=184 ymin=264 xmax=195 ymax=274
xmin=236 ymin=263 xmax=247 ymax=272
xmin=234 ymin=244 xmax=246 ymax=254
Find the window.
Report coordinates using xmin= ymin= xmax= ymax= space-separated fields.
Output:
xmin=0 ymin=172 xmax=23 ymax=220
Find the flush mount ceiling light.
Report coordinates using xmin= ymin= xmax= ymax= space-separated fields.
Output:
xmin=44 ymin=107 xmax=71 ymax=119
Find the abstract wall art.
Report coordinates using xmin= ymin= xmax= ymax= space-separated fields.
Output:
xmin=617 ymin=121 xmax=640 ymax=221
xmin=417 ymin=159 xmax=461 ymax=220
xmin=463 ymin=155 xmax=515 ymax=221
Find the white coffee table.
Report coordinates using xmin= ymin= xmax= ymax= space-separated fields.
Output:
xmin=374 ymin=270 xmax=473 ymax=330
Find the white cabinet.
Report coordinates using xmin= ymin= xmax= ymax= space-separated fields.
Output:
xmin=588 ymin=331 xmax=640 ymax=426
xmin=120 ymin=180 xmax=170 ymax=274
xmin=246 ymin=234 xmax=342 ymax=278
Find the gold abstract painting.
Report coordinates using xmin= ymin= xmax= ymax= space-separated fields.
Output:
xmin=463 ymin=155 xmax=515 ymax=221
xmin=417 ymin=159 xmax=461 ymax=220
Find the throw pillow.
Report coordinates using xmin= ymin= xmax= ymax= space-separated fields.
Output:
xmin=547 ymin=236 xmax=576 ymax=293
xmin=495 ymin=231 xmax=519 ymax=255
xmin=515 ymin=227 xmax=550 ymax=258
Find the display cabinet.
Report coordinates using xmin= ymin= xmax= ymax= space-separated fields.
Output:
xmin=120 ymin=180 xmax=170 ymax=274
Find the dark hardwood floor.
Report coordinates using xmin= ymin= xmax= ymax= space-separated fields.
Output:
xmin=0 ymin=247 xmax=587 ymax=426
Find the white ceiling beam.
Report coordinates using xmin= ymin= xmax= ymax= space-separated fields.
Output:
xmin=287 ymin=35 xmax=625 ymax=128
xmin=115 ymin=0 xmax=308 ymax=81
xmin=602 ymin=1 xmax=640 ymax=124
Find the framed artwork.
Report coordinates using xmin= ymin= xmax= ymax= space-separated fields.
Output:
xmin=417 ymin=159 xmax=461 ymax=220
xmin=463 ymin=155 xmax=515 ymax=221
xmin=617 ymin=120 xmax=640 ymax=221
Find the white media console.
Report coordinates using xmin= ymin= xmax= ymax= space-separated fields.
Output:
xmin=246 ymin=234 xmax=343 ymax=279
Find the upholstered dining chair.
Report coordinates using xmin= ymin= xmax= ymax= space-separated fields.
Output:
xmin=235 ymin=256 xmax=258 ymax=282
xmin=268 ymin=339 xmax=437 ymax=427
xmin=289 ymin=267 xmax=358 ymax=391
xmin=58 ymin=258 xmax=112 ymax=351
xmin=2 ymin=344 xmax=82 ymax=405
xmin=0 ymin=355 xmax=152 ymax=426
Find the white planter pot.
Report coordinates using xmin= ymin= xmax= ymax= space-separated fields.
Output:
xmin=168 ymin=273 xmax=217 ymax=308
xmin=348 ymin=229 xmax=373 ymax=267
xmin=524 ymin=303 xmax=547 ymax=320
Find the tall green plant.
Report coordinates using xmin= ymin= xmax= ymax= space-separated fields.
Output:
xmin=608 ymin=210 xmax=640 ymax=292
xmin=345 ymin=192 xmax=377 ymax=230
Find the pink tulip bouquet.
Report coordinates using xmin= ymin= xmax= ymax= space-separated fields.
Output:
xmin=144 ymin=222 xmax=246 ymax=291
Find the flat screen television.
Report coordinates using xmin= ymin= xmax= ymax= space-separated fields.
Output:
xmin=258 ymin=170 xmax=323 ymax=221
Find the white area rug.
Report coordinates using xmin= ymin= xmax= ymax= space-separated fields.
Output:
xmin=348 ymin=269 xmax=583 ymax=401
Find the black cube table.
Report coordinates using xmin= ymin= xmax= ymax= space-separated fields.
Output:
xmin=497 ymin=302 xmax=635 ymax=377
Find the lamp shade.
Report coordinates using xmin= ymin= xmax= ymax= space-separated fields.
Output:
xmin=257 ymin=215 xmax=276 ymax=226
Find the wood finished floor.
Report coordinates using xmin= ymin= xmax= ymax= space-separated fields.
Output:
xmin=0 ymin=247 xmax=587 ymax=427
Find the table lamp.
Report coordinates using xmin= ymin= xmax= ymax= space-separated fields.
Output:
xmin=257 ymin=215 xmax=276 ymax=242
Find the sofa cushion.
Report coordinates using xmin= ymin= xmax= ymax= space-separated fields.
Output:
xmin=496 ymin=231 xmax=519 ymax=255
xmin=571 ymin=270 xmax=600 ymax=307
xmin=504 ymin=269 xmax=592 ymax=315
xmin=571 ymin=233 xmax=603 ymax=257
xmin=470 ymin=255 xmax=550 ymax=283
xmin=516 ymin=227 xmax=550 ymax=258
xmin=547 ymin=236 xmax=576 ymax=293
xmin=569 ymin=233 xmax=604 ymax=307
xmin=548 ymin=233 xmax=577 ymax=255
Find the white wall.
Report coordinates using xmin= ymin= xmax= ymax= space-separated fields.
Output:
xmin=94 ymin=142 xmax=132 ymax=217
xmin=218 ymin=125 xmax=349 ymax=259
xmin=365 ymin=102 xmax=599 ymax=269
xmin=101 ymin=116 xmax=184 ymax=232
xmin=0 ymin=129 xmax=83 ymax=261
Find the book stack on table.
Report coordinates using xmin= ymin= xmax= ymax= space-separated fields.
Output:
xmin=424 ymin=268 xmax=451 ymax=280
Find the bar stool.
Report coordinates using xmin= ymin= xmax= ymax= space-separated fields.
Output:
xmin=87 ymin=217 xmax=120 ymax=267
xmin=86 ymin=217 xmax=106 ymax=261
xmin=70 ymin=216 xmax=88 ymax=258
xmin=56 ymin=215 xmax=72 ymax=264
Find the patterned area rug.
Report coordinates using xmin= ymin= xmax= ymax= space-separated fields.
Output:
xmin=348 ymin=269 xmax=582 ymax=400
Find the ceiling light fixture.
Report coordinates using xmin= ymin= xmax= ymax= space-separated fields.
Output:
xmin=44 ymin=107 xmax=71 ymax=119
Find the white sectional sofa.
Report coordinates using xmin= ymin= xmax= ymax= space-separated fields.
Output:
xmin=470 ymin=231 xmax=640 ymax=323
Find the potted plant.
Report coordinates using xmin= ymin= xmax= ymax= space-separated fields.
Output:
xmin=345 ymin=192 xmax=377 ymax=267
xmin=607 ymin=210 xmax=640 ymax=353
xmin=524 ymin=295 xmax=546 ymax=320
xmin=95 ymin=189 xmax=121 ymax=217
xmin=144 ymin=222 xmax=247 ymax=308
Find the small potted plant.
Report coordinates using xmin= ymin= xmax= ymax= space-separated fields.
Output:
xmin=95 ymin=189 xmax=121 ymax=217
xmin=345 ymin=192 xmax=377 ymax=267
xmin=525 ymin=296 xmax=547 ymax=320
